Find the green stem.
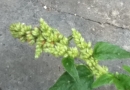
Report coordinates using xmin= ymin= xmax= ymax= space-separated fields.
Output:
xmin=67 ymin=35 xmax=73 ymax=41
xmin=96 ymin=65 xmax=108 ymax=74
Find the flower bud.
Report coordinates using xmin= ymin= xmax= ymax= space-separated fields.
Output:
xmin=63 ymin=53 xmax=68 ymax=57
xmin=26 ymin=25 xmax=32 ymax=31
xmin=26 ymin=34 xmax=34 ymax=40
xmin=19 ymin=37 xmax=26 ymax=42
xmin=28 ymin=40 xmax=35 ymax=45
xmin=88 ymin=42 xmax=91 ymax=48
xmin=40 ymin=18 xmax=44 ymax=24
xmin=32 ymin=27 xmax=39 ymax=36
xmin=35 ymin=48 xmax=43 ymax=58
xmin=37 ymin=36 xmax=44 ymax=41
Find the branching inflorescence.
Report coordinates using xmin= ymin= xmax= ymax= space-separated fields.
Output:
xmin=10 ymin=18 xmax=108 ymax=78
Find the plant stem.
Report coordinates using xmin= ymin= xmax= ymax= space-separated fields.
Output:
xmin=68 ymin=35 xmax=73 ymax=41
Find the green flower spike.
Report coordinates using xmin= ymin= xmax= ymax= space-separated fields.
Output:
xmin=32 ymin=27 xmax=40 ymax=37
xmin=72 ymin=29 xmax=108 ymax=78
xmin=10 ymin=18 xmax=109 ymax=79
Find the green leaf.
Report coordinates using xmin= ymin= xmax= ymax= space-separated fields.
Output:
xmin=62 ymin=57 xmax=80 ymax=82
xmin=49 ymin=65 xmax=94 ymax=90
xmin=123 ymin=65 xmax=130 ymax=74
xmin=113 ymin=74 xmax=130 ymax=90
xmin=77 ymin=65 xmax=94 ymax=90
xmin=93 ymin=42 xmax=130 ymax=60
xmin=92 ymin=73 xmax=113 ymax=88
xmin=113 ymin=78 xmax=125 ymax=90
xmin=49 ymin=72 xmax=76 ymax=90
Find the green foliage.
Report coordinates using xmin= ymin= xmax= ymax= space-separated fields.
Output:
xmin=92 ymin=73 xmax=113 ymax=88
xmin=123 ymin=65 xmax=130 ymax=74
xmin=93 ymin=42 xmax=130 ymax=60
xmin=10 ymin=18 xmax=130 ymax=90
xmin=113 ymin=73 xmax=130 ymax=90
xmin=62 ymin=57 xmax=80 ymax=82
xmin=49 ymin=57 xmax=94 ymax=90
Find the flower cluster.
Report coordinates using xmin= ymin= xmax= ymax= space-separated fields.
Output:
xmin=72 ymin=29 xmax=108 ymax=77
xmin=34 ymin=18 xmax=69 ymax=58
xmin=87 ymin=57 xmax=108 ymax=78
xmin=10 ymin=23 xmax=34 ymax=44
xmin=10 ymin=18 xmax=108 ymax=78
xmin=72 ymin=29 xmax=93 ymax=59
xmin=10 ymin=18 xmax=79 ymax=58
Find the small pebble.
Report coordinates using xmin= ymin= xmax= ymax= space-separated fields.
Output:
xmin=112 ymin=10 xmax=119 ymax=17
xmin=44 ymin=6 xmax=47 ymax=9
xmin=92 ymin=28 xmax=95 ymax=31
xmin=120 ymin=2 xmax=124 ymax=6
xmin=87 ymin=7 xmax=90 ymax=9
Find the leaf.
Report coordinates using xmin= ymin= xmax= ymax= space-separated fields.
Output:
xmin=49 ymin=65 xmax=94 ymax=90
xmin=123 ymin=65 xmax=130 ymax=74
xmin=62 ymin=57 xmax=79 ymax=82
xmin=113 ymin=74 xmax=130 ymax=90
xmin=113 ymin=78 xmax=125 ymax=90
xmin=92 ymin=73 xmax=113 ymax=88
xmin=77 ymin=65 xmax=94 ymax=90
xmin=93 ymin=42 xmax=130 ymax=60
xmin=49 ymin=72 xmax=76 ymax=90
